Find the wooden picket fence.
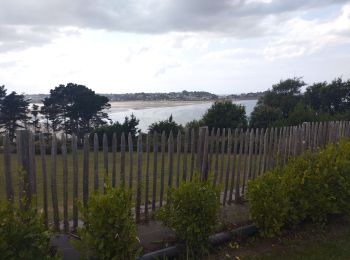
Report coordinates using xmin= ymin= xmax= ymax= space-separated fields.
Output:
xmin=1 ymin=121 xmax=350 ymax=232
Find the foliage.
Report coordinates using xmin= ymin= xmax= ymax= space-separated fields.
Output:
xmin=42 ymin=83 xmax=110 ymax=139
xmin=247 ymin=139 xmax=350 ymax=237
xmin=155 ymin=177 xmax=220 ymax=256
xmin=249 ymin=104 xmax=282 ymax=129
xmin=0 ymin=199 xmax=59 ymax=259
xmin=148 ymin=114 xmax=183 ymax=136
xmin=201 ymin=100 xmax=247 ymax=130
xmin=0 ymin=86 xmax=30 ymax=141
xmin=92 ymin=113 xmax=140 ymax=146
xmin=249 ymin=77 xmax=304 ymax=128
xmin=73 ymin=186 xmax=141 ymax=260
xmin=304 ymin=78 xmax=350 ymax=115
xmin=185 ymin=119 xmax=204 ymax=131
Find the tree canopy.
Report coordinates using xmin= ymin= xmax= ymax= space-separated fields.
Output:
xmin=0 ymin=87 xmax=30 ymax=140
xmin=148 ymin=115 xmax=183 ymax=136
xmin=42 ymin=83 xmax=110 ymax=138
xmin=201 ymin=100 xmax=247 ymax=130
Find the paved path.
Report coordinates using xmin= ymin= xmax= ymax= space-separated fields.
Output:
xmin=52 ymin=203 xmax=249 ymax=259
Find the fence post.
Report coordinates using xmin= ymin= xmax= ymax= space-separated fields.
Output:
xmin=182 ymin=129 xmax=189 ymax=182
xmin=4 ymin=132 xmax=13 ymax=201
xmin=83 ymin=134 xmax=90 ymax=207
xmin=160 ymin=131 xmax=166 ymax=207
xmin=152 ymin=131 xmax=158 ymax=212
xmin=201 ymin=127 xmax=209 ymax=181
xmin=39 ymin=133 xmax=48 ymax=228
xmin=145 ymin=133 xmax=150 ymax=221
xmin=112 ymin=133 xmax=117 ymax=187
xmin=16 ymin=130 xmax=31 ymax=208
xmin=103 ymin=133 xmax=108 ymax=190
xmin=51 ymin=134 xmax=60 ymax=231
xmin=93 ymin=133 xmax=99 ymax=191
xmin=176 ymin=132 xmax=181 ymax=187
xmin=136 ymin=134 xmax=142 ymax=223
xmin=72 ymin=134 xmax=79 ymax=232
xmin=61 ymin=134 xmax=69 ymax=232
xmin=213 ymin=128 xmax=220 ymax=186
xmin=223 ymin=128 xmax=232 ymax=205
xmin=190 ymin=129 xmax=195 ymax=180
xmin=168 ymin=131 xmax=174 ymax=190
xmin=120 ymin=133 xmax=126 ymax=187
xmin=219 ymin=128 xmax=226 ymax=184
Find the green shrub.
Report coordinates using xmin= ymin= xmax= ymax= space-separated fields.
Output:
xmin=247 ymin=139 xmax=350 ymax=237
xmin=155 ymin=177 xmax=220 ymax=256
xmin=0 ymin=200 xmax=59 ymax=259
xmin=246 ymin=168 xmax=290 ymax=237
xmin=73 ymin=187 xmax=141 ymax=260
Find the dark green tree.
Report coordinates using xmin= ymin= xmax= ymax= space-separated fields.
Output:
xmin=249 ymin=105 xmax=282 ymax=129
xmin=249 ymin=77 xmax=305 ymax=128
xmin=201 ymin=100 xmax=247 ymax=130
xmin=92 ymin=113 xmax=140 ymax=147
xmin=0 ymin=90 xmax=30 ymax=141
xmin=148 ymin=115 xmax=183 ymax=136
xmin=42 ymin=83 xmax=110 ymax=139
xmin=304 ymin=78 xmax=350 ymax=115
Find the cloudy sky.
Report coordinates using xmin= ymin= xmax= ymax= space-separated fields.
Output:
xmin=0 ymin=0 xmax=350 ymax=94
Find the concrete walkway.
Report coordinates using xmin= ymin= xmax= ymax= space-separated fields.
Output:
xmin=52 ymin=203 xmax=249 ymax=259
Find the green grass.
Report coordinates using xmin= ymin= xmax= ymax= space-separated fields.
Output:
xmin=0 ymin=149 xmax=257 ymax=222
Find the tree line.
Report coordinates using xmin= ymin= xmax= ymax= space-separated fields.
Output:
xmin=1 ymin=77 xmax=349 ymax=144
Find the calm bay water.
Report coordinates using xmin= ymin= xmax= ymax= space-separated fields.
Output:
xmin=108 ymin=99 xmax=257 ymax=132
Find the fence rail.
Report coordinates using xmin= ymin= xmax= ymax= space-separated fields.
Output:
xmin=1 ymin=121 xmax=349 ymax=230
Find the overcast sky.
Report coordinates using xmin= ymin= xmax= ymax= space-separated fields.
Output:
xmin=1 ymin=0 xmax=350 ymax=94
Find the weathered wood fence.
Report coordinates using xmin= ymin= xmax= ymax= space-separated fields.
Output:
xmin=1 ymin=121 xmax=349 ymax=231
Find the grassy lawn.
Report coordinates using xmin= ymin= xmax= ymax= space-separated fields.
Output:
xmin=0 ymin=149 xmax=257 ymax=221
xmin=207 ymin=216 xmax=350 ymax=260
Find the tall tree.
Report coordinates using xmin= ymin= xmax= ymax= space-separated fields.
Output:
xmin=304 ymin=78 xmax=350 ymax=115
xmin=42 ymin=83 xmax=111 ymax=139
xmin=0 ymin=90 xmax=30 ymax=141
xmin=250 ymin=77 xmax=305 ymax=128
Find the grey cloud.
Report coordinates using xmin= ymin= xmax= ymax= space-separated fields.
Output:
xmin=154 ymin=63 xmax=181 ymax=77
xmin=0 ymin=0 xmax=348 ymax=52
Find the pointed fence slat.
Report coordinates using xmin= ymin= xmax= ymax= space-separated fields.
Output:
xmin=72 ymin=134 xmax=79 ymax=232
xmin=120 ymin=133 xmax=126 ymax=187
xmin=128 ymin=133 xmax=133 ymax=191
xmin=168 ymin=132 xmax=174 ymax=190
xmin=61 ymin=134 xmax=69 ymax=233
xmin=145 ymin=133 xmax=150 ymax=221
xmin=83 ymin=134 xmax=89 ymax=207
xmin=201 ymin=127 xmax=209 ymax=181
xmin=235 ymin=129 xmax=244 ymax=202
xmin=51 ymin=134 xmax=60 ymax=231
xmin=4 ymin=133 xmax=13 ymax=201
xmin=39 ymin=134 xmax=48 ymax=227
xmin=242 ymin=130 xmax=249 ymax=194
xmin=223 ymin=129 xmax=232 ymax=205
xmin=229 ymin=129 xmax=238 ymax=202
xmin=103 ymin=133 xmax=108 ymax=190
xmin=112 ymin=133 xmax=117 ymax=187
xmin=190 ymin=129 xmax=195 ymax=180
xmin=219 ymin=129 xmax=226 ymax=183
xmin=135 ymin=134 xmax=142 ymax=223
xmin=152 ymin=132 xmax=158 ymax=212
xmin=176 ymin=132 xmax=181 ymax=187
xmin=160 ymin=132 xmax=166 ymax=207
xmin=93 ymin=133 xmax=99 ymax=191
xmin=213 ymin=128 xmax=220 ymax=186
xmin=182 ymin=129 xmax=189 ymax=182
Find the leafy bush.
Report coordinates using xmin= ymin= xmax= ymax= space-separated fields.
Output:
xmin=247 ymin=139 xmax=350 ymax=237
xmin=155 ymin=177 xmax=220 ymax=256
xmin=73 ymin=187 xmax=141 ymax=260
xmin=0 ymin=200 xmax=59 ymax=259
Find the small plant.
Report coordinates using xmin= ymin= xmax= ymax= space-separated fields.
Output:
xmin=72 ymin=186 xmax=141 ymax=260
xmin=0 ymin=199 xmax=59 ymax=259
xmin=155 ymin=176 xmax=221 ymax=257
